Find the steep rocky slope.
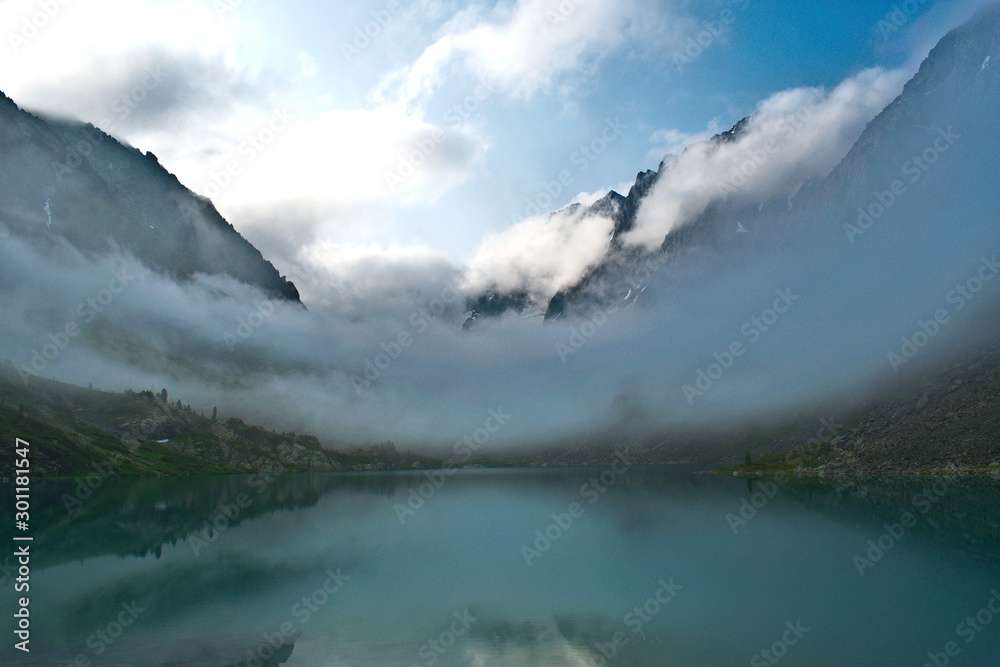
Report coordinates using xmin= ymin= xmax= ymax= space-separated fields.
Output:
xmin=0 ymin=362 xmax=445 ymax=477
xmin=0 ymin=90 xmax=300 ymax=302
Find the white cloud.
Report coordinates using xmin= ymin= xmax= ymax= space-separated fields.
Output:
xmin=289 ymin=241 xmax=458 ymax=319
xmin=182 ymin=106 xmax=486 ymax=212
xmin=463 ymin=205 xmax=615 ymax=299
xmin=377 ymin=0 xmax=656 ymax=108
xmin=0 ymin=0 xmax=250 ymax=124
xmin=624 ymin=67 xmax=913 ymax=249
xmin=567 ymin=189 xmax=609 ymax=208
xmin=647 ymin=121 xmax=723 ymax=159
xmin=295 ymin=51 xmax=319 ymax=78
xmin=0 ymin=0 xmax=493 ymax=264
xmin=175 ymin=105 xmax=489 ymax=273
xmin=567 ymin=181 xmax=633 ymax=207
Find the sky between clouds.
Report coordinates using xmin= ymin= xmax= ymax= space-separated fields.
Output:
xmin=0 ymin=0 xmax=991 ymax=309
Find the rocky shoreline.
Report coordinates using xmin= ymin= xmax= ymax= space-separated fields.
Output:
xmin=726 ymin=329 xmax=1000 ymax=478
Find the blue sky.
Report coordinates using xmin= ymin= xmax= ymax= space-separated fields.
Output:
xmin=0 ymin=0 xmax=989 ymax=302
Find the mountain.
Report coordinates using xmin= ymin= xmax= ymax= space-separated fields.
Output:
xmin=465 ymin=3 xmax=1000 ymax=324
xmin=725 ymin=309 xmax=1000 ymax=477
xmin=0 ymin=90 xmax=301 ymax=303
xmin=0 ymin=361 xmax=453 ymax=477
xmin=797 ymin=1 xmax=999 ymax=222
xmin=523 ymin=304 xmax=1000 ymax=475
xmin=460 ymin=115 xmax=770 ymax=326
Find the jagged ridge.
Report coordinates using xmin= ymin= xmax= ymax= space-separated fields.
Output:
xmin=0 ymin=90 xmax=301 ymax=303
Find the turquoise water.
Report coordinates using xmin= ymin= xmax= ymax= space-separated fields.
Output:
xmin=2 ymin=467 xmax=999 ymax=666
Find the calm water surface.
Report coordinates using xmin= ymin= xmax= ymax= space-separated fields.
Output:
xmin=2 ymin=466 xmax=999 ymax=666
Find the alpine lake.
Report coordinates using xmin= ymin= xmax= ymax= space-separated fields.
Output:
xmin=2 ymin=465 xmax=999 ymax=666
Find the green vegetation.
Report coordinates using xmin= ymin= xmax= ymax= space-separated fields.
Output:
xmin=716 ymin=443 xmax=841 ymax=476
xmin=0 ymin=363 xmax=520 ymax=477
xmin=461 ymin=457 xmax=534 ymax=468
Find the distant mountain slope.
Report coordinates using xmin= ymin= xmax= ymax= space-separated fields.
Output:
xmin=799 ymin=1 xmax=999 ymax=222
xmin=0 ymin=362 xmax=447 ymax=477
xmin=462 ymin=114 xmax=758 ymax=325
xmin=0 ymin=90 xmax=300 ymax=302
xmin=725 ymin=315 xmax=1000 ymax=476
xmin=820 ymin=333 xmax=1000 ymax=476
xmin=466 ymin=3 xmax=1000 ymax=323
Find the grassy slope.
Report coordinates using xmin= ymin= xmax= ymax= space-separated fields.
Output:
xmin=0 ymin=364 xmax=455 ymax=476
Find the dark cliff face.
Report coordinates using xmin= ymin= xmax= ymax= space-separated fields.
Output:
xmin=0 ymin=90 xmax=301 ymax=304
